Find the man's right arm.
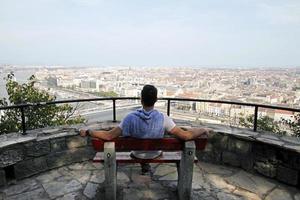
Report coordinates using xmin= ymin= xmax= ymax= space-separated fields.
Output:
xmin=80 ymin=127 xmax=122 ymax=140
xmin=169 ymin=126 xmax=211 ymax=141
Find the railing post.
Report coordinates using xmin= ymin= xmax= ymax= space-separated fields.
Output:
xmin=253 ymin=106 xmax=258 ymax=132
xmin=167 ymin=99 xmax=171 ymax=116
xmin=112 ymin=99 xmax=116 ymax=122
xmin=20 ymin=106 xmax=26 ymax=135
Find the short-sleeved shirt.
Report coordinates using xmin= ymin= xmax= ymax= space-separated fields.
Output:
xmin=119 ymin=110 xmax=176 ymax=159
xmin=118 ymin=112 xmax=176 ymax=136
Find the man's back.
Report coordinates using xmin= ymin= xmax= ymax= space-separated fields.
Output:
xmin=119 ymin=108 xmax=165 ymax=138
xmin=119 ymin=108 xmax=173 ymax=160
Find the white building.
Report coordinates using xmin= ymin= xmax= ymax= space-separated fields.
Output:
xmin=57 ymin=78 xmax=74 ymax=88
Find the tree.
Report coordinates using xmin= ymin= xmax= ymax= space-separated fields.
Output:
xmin=239 ymin=114 xmax=286 ymax=135
xmin=281 ymin=113 xmax=300 ymax=137
xmin=0 ymin=73 xmax=84 ymax=134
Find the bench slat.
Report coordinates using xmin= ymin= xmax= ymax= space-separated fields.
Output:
xmin=92 ymin=137 xmax=207 ymax=151
xmin=93 ymin=151 xmax=198 ymax=163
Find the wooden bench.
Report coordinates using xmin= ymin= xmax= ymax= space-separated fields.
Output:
xmin=92 ymin=136 xmax=208 ymax=200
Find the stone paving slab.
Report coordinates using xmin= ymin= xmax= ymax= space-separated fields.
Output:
xmin=225 ymin=170 xmax=276 ymax=198
xmin=90 ymin=170 xmax=105 ymax=184
xmin=198 ymin=161 xmax=237 ymax=176
xmin=0 ymin=160 xmax=299 ymax=200
xmin=123 ymin=187 xmax=172 ymax=200
xmin=83 ymin=182 xmax=98 ymax=199
xmin=56 ymin=191 xmax=88 ymax=200
xmin=265 ymin=188 xmax=293 ymax=200
xmin=35 ymin=170 xmax=62 ymax=184
xmin=232 ymin=188 xmax=261 ymax=200
xmin=295 ymin=193 xmax=300 ymax=200
xmin=42 ymin=176 xmax=82 ymax=199
xmin=2 ymin=179 xmax=40 ymax=197
xmin=8 ymin=188 xmax=49 ymax=200
xmin=153 ymin=163 xmax=178 ymax=181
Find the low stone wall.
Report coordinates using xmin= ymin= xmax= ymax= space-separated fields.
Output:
xmin=0 ymin=120 xmax=299 ymax=188
xmin=194 ymin=122 xmax=300 ymax=187
xmin=0 ymin=122 xmax=114 ymax=186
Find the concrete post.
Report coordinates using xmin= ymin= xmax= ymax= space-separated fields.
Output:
xmin=104 ymin=142 xmax=116 ymax=200
xmin=178 ymin=141 xmax=196 ymax=200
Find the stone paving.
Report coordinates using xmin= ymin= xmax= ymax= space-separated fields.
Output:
xmin=0 ymin=161 xmax=299 ymax=200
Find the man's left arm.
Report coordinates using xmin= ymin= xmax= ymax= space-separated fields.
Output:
xmin=80 ymin=127 xmax=122 ymax=140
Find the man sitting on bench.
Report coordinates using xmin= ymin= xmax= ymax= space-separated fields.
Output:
xmin=80 ymin=85 xmax=210 ymax=173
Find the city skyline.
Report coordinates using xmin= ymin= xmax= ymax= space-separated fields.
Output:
xmin=1 ymin=65 xmax=299 ymax=135
xmin=0 ymin=64 xmax=299 ymax=69
xmin=1 ymin=0 xmax=300 ymax=67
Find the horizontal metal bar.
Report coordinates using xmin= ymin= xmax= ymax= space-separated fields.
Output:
xmin=159 ymin=98 xmax=300 ymax=112
xmin=0 ymin=97 xmax=139 ymax=110
xmin=0 ymin=97 xmax=300 ymax=113
xmin=41 ymin=97 xmax=140 ymax=105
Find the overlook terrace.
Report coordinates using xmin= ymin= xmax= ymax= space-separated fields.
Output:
xmin=0 ymin=97 xmax=300 ymax=199
xmin=0 ymin=119 xmax=300 ymax=200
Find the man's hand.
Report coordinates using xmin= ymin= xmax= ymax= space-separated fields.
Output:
xmin=190 ymin=128 xmax=213 ymax=137
xmin=201 ymin=128 xmax=213 ymax=136
xmin=78 ymin=127 xmax=121 ymax=140
xmin=79 ymin=129 xmax=88 ymax=137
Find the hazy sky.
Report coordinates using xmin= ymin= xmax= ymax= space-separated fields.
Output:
xmin=0 ymin=0 xmax=300 ymax=67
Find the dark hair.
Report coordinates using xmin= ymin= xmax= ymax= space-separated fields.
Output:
xmin=141 ymin=85 xmax=157 ymax=107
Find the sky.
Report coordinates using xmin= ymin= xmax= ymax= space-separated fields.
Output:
xmin=0 ymin=0 xmax=300 ymax=67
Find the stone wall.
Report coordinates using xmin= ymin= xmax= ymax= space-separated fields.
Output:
xmin=0 ymin=122 xmax=112 ymax=187
xmin=195 ymin=122 xmax=300 ymax=187
xmin=0 ymin=120 xmax=299 ymax=188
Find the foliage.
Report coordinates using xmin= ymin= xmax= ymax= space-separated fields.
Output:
xmin=239 ymin=114 xmax=286 ymax=135
xmin=0 ymin=73 xmax=84 ymax=134
xmin=281 ymin=113 xmax=300 ymax=137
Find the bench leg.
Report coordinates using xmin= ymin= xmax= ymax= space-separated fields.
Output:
xmin=104 ymin=142 xmax=116 ymax=200
xmin=178 ymin=141 xmax=196 ymax=200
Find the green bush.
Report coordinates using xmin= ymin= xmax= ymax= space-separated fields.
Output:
xmin=281 ymin=113 xmax=300 ymax=137
xmin=239 ymin=114 xmax=286 ymax=135
xmin=0 ymin=73 xmax=84 ymax=134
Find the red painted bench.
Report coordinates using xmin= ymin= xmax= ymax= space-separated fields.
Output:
xmin=92 ymin=136 xmax=208 ymax=200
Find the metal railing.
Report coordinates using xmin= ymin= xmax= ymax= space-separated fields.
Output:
xmin=0 ymin=97 xmax=300 ymax=135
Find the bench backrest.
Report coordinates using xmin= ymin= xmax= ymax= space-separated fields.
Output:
xmin=92 ymin=136 xmax=207 ymax=151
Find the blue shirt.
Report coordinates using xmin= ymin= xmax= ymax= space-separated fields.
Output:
xmin=120 ymin=108 xmax=165 ymax=138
